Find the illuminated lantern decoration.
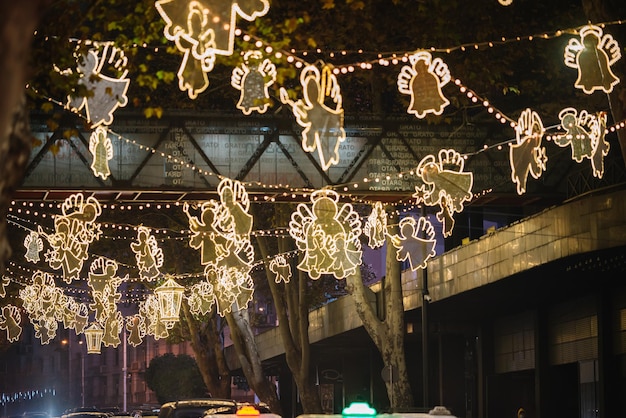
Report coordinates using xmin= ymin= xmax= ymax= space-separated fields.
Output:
xmin=564 ymin=24 xmax=621 ymax=94
xmin=155 ymin=0 xmax=270 ymax=98
xmin=509 ymin=109 xmax=547 ymax=195
xmin=23 ymin=231 xmax=43 ymax=263
xmin=413 ymin=149 xmax=473 ymax=237
xmin=397 ymin=51 xmax=451 ymax=118
xmin=89 ymin=126 xmax=114 ymax=180
xmin=554 ymin=108 xmax=609 ymax=178
xmin=289 ymin=189 xmax=362 ymax=279
xmin=269 ymin=255 xmax=292 ymax=284
xmin=231 ymin=50 xmax=276 ymax=115
xmin=84 ymin=323 xmax=104 ymax=354
xmin=67 ymin=43 xmax=130 ymax=127
xmin=280 ymin=64 xmax=346 ymax=170
xmin=154 ymin=278 xmax=185 ymax=323
xmin=363 ymin=202 xmax=387 ymax=249
xmin=390 ymin=217 xmax=437 ymax=271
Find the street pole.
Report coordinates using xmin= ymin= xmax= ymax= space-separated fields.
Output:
xmin=123 ymin=332 xmax=127 ymax=412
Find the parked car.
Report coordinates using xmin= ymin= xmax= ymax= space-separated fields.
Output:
xmin=158 ymin=399 xmax=238 ymax=418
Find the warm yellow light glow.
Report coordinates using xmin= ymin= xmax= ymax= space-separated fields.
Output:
xmin=231 ymin=50 xmax=276 ymax=115
xmin=84 ymin=323 xmax=104 ymax=354
xmin=89 ymin=126 xmax=114 ymax=180
xmin=389 ymin=217 xmax=437 ymax=271
xmin=397 ymin=51 xmax=450 ymax=118
xmin=509 ymin=109 xmax=547 ymax=195
xmin=155 ymin=278 xmax=185 ymax=323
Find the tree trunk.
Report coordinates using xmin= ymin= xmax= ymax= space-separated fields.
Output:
xmin=225 ymin=309 xmax=282 ymax=415
xmin=581 ymin=0 xmax=626 ymax=165
xmin=0 ymin=2 xmax=48 ymax=275
xmin=346 ymin=211 xmax=414 ymax=410
xmin=256 ymin=208 xmax=323 ymax=414
xmin=182 ymin=303 xmax=232 ymax=398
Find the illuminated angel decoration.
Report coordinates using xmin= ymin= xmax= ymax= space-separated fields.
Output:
xmin=269 ymin=255 xmax=292 ymax=284
xmin=564 ymin=24 xmax=621 ymax=94
xmin=231 ymin=50 xmax=276 ymax=114
xmin=397 ymin=51 xmax=451 ymax=118
xmin=363 ymin=202 xmax=388 ymax=249
xmin=413 ymin=149 xmax=473 ymax=237
xmin=87 ymin=258 xmax=125 ymax=318
xmin=0 ymin=276 xmax=10 ymax=298
xmin=155 ymin=0 xmax=270 ymax=99
xmin=509 ymin=109 xmax=547 ymax=195
xmin=218 ymin=178 xmax=253 ymax=243
xmin=139 ymin=294 xmax=170 ymax=340
xmin=0 ymin=305 xmax=22 ymax=343
xmin=131 ymin=226 xmax=164 ymax=281
xmin=102 ymin=310 xmax=123 ymax=348
xmin=19 ymin=271 xmax=63 ymax=343
xmin=39 ymin=193 xmax=102 ymax=283
xmin=184 ymin=201 xmax=228 ymax=268
xmin=126 ymin=315 xmax=146 ymax=347
xmin=280 ymin=64 xmax=346 ymax=170
xmin=390 ymin=217 xmax=437 ymax=271
xmin=289 ymin=189 xmax=362 ymax=279
xmin=67 ymin=43 xmax=130 ymax=127
xmin=89 ymin=126 xmax=114 ymax=180
xmin=187 ymin=281 xmax=216 ymax=315
xmin=24 ymin=231 xmax=44 ymax=263
xmin=555 ymin=108 xmax=609 ymax=178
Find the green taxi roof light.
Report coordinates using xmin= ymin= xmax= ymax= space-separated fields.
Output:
xmin=341 ymin=402 xmax=377 ymax=416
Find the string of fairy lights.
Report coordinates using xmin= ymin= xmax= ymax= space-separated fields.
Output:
xmin=4 ymin=14 xmax=626 ymax=340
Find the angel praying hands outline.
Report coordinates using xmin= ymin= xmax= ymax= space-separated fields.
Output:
xmin=390 ymin=217 xmax=437 ymax=271
xmin=509 ymin=109 xmax=547 ymax=195
xmin=67 ymin=43 xmax=130 ymax=127
xmin=280 ymin=64 xmax=346 ymax=170
xmin=289 ymin=189 xmax=362 ymax=280
xmin=156 ymin=0 xmax=270 ymax=99
xmin=413 ymin=149 xmax=473 ymax=237
xmin=397 ymin=51 xmax=451 ymax=118
xmin=89 ymin=126 xmax=114 ymax=180
xmin=231 ymin=50 xmax=276 ymax=115
xmin=564 ymin=24 xmax=621 ymax=94
xmin=555 ymin=108 xmax=610 ymax=178
xmin=131 ymin=226 xmax=164 ymax=281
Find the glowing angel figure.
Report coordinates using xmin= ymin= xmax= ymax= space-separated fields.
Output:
xmin=232 ymin=50 xmax=276 ymax=115
xmin=280 ymin=65 xmax=346 ymax=170
xmin=156 ymin=0 xmax=270 ymax=99
xmin=217 ymin=178 xmax=254 ymax=244
xmin=269 ymin=255 xmax=292 ymax=284
xmin=289 ymin=189 xmax=362 ymax=280
xmin=0 ymin=305 xmax=22 ymax=343
xmin=413 ymin=149 xmax=473 ymax=237
xmin=67 ymin=44 xmax=130 ymax=127
xmin=397 ymin=51 xmax=451 ymax=118
xmin=73 ymin=302 xmax=89 ymax=334
xmin=24 ymin=231 xmax=43 ymax=263
xmin=39 ymin=193 xmax=102 ymax=283
xmin=87 ymin=257 xmax=125 ymax=302
xmin=184 ymin=201 xmax=229 ymax=267
xmin=564 ymin=24 xmax=621 ymax=94
xmin=140 ymin=295 xmax=169 ymax=340
xmin=89 ymin=126 xmax=114 ymax=180
xmin=390 ymin=217 xmax=437 ymax=271
xmin=509 ymin=109 xmax=547 ymax=195
xmin=0 ymin=276 xmax=9 ymax=298
xmin=131 ymin=226 xmax=164 ymax=281
xmin=363 ymin=202 xmax=388 ymax=249
xmin=126 ymin=315 xmax=146 ymax=347
xmin=555 ymin=108 xmax=610 ymax=178
xmin=187 ymin=281 xmax=216 ymax=315
xmin=102 ymin=310 xmax=123 ymax=348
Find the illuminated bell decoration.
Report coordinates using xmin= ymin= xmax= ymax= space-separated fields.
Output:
xmin=154 ymin=278 xmax=185 ymax=322
xmin=84 ymin=323 xmax=104 ymax=354
xmin=564 ymin=24 xmax=621 ymax=94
